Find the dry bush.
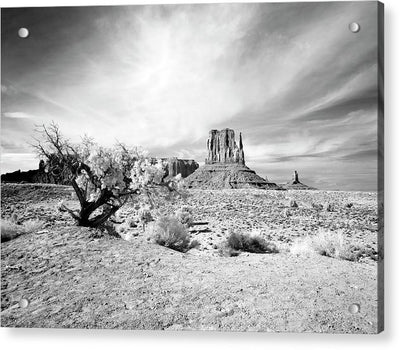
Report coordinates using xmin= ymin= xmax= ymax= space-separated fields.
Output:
xmin=311 ymin=203 xmax=323 ymax=210
xmin=325 ymin=203 xmax=334 ymax=212
xmin=149 ymin=215 xmax=190 ymax=252
xmin=1 ymin=219 xmax=44 ymax=242
xmin=10 ymin=212 xmax=19 ymax=224
xmin=175 ymin=207 xmax=194 ymax=227
xmin=224 ymin=230 xmax=279 ymax=255
xmin=1 ymin=220 xmax=22 ymax=242
xmin=188 ymin=239 xmax=201 ymax=250
xmin=218 ymin=244 xmax=241 ymax=257
xmin=290 ymin=229 xmax=359 ymax=261
xmin=22 ymin=219 xmax=44 ymax=233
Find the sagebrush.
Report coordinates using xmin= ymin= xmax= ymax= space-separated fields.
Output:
xmin=1 ymin=219 xmax=44 ymax=242
xmin=149 ymin=215 xmax=191 ymax=252
xmin=222 ymin=230 xmax=278 ymax=255
xmin=290 ymin=229 xmax=363 ymax=261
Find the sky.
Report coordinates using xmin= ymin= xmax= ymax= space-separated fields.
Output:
xmin=1 ymin=2 xmax=380 ymax=191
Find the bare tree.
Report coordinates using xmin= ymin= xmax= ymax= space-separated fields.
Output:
xmin=32 ymin=122 xmax=180 ymax=228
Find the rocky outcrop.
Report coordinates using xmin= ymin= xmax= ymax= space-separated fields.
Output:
xmin=280 ymin=170 xmax=316 ymax=190
xmin=184 ymin=163 xmax=281 ymax=190
xmin=163 ymin=158 xmax=199 ymax=178
xmin=185 ymin=128 xmax=282 ymax=190
xmin=206 ymin=129 xmax=245 ymax=165
xmin=1 ymin=157 xmax=72 ymax=185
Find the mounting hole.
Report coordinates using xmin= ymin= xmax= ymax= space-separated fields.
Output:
xmin=18 ymin=27 xmax=29 ymax=38
xmin=348 ymin=303 xmax=360 ymax=314
xmin=349 ymin=22 xmax=360 ymax=33
xmin=19 ymin=298 xmax=29 ymax=308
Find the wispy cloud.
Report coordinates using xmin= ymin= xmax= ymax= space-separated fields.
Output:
xmin=1 ymin=2 xmax=379 ymax=190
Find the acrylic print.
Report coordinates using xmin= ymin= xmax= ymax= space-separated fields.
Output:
xmin=1 ymin=2 xmax=383 ymax=333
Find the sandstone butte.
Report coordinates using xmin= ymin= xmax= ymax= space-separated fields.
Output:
xmin=184 ymin=128 xmax=282 ymax=190
xmin=279 ymin=170 xmax=316 ymax=190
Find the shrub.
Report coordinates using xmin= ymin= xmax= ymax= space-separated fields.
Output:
xmin=290 ymin=229 xmax=358 ymax=261
xmin=149 ymin=215 xmax=190 ymax=252
xmin=1 ymin=220 xmax=22 ymax=242
xmin=10 ymin=212 xmax=19 ymax=224
xmin=175 ymin=207 xmax=193 ymax=227
xmin=1 ymin=219 xmax=44 ymax=242
xmin=188 ymin=239 xmax=201 ymax=249
xmin=218 ymin=244 xmax=241 ymax=257
xmin=312 ymin=203 xmax=323 ymax=210
xmin=224 ymin=230 xmax=279 ymax=254
xmin=138 ymin=206 xmax=153 ymax=231
xmin=22 ymin=219 xmax=44 ymax=233
xmin=325 ymin=203 xmax=334 ymax=212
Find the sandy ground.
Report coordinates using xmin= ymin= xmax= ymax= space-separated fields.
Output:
xmin=1 ymin=184 xmax=381 ymax=333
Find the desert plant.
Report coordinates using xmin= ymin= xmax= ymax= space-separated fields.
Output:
xmin=10 ymin=212 xmax=19 ymax=224
xmin=290 ymin=229 xmax=358 ymax=261
xmin=149 ymin=215 xmax=191 ymax=252
xmin=325 ymin=203 xmax=334 ymax=212
xmin=225 ymin=230 xmax=278 ymax=254
xmin=218 ymin=244 xmax=241 ymax=257
xmin=138 ymin=206 xmax=153 ymax=231
xmin=311 ymin=203 xmax=323 ymax=210
xmin=1 ymin=220 xmax=22 ymax=242
xmin=175 ymin=207 xmax=193 ymax=227
xmin=22 ymin=219 xmax=44 ymax=233
xmin=32 ymin=122 xmax=185 ymax=228
xmin=1 ymin=219 xmax=44 ymax=242
xmin=188 ymin=239 xmax=201 ymax=249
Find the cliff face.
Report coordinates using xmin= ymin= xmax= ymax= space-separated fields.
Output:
xmin=164 ymin=158 xmax=199 ymax=178
xmin=206 ymin=129 xmax=245 ymax=165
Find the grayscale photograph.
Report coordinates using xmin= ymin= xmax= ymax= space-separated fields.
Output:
xmin=1 ymin=1 xmax=383 ymax=333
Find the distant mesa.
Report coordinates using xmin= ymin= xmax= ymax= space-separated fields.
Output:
xmin=185 ymin=128 xmax=282 ymax=190
xmin=1 ymin=157 xmax=72 ymax=185
xmin=1 ymin=157 xmax=198 ymax=185
xmin=162 ymin=157 xmax=199 ymax=179
xmin=280 ymin=170 xmax=317 ymax=190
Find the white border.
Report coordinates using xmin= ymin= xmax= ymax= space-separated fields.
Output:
xmin=0 ymin=0 xmax=399 ymax=349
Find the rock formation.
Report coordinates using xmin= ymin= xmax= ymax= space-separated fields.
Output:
xmin=163 ymin=158 xmax=199 ymax=178
xmin=292 ymin=170 xmax=299 ymax=183
xmin=185 ymin=129 xmax=282 ymax=190
xmin=206 ymin=129 xmax=245 ymax=165
xmin=1 ymin=157 xmax=72 ymax=185
xmin=2 ymin=156 xmax=198 ymax=185
xmin=280 ymin=170 xmax=316 ymax=190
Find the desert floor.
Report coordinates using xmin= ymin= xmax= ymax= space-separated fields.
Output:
xmin=1 ymin=183 xmax=381 ymax=333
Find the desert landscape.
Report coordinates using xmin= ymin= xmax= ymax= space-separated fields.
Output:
xmin=1 ymin=181 xmax=380 ymax=332
xmin=1 ymin=2 xmax=383 ymax=335
xmin=1 ymin=128 xmax=382 ymax=333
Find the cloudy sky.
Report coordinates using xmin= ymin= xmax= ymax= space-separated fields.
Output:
xmin=1 ymin=2 xmax=380 ymax=191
